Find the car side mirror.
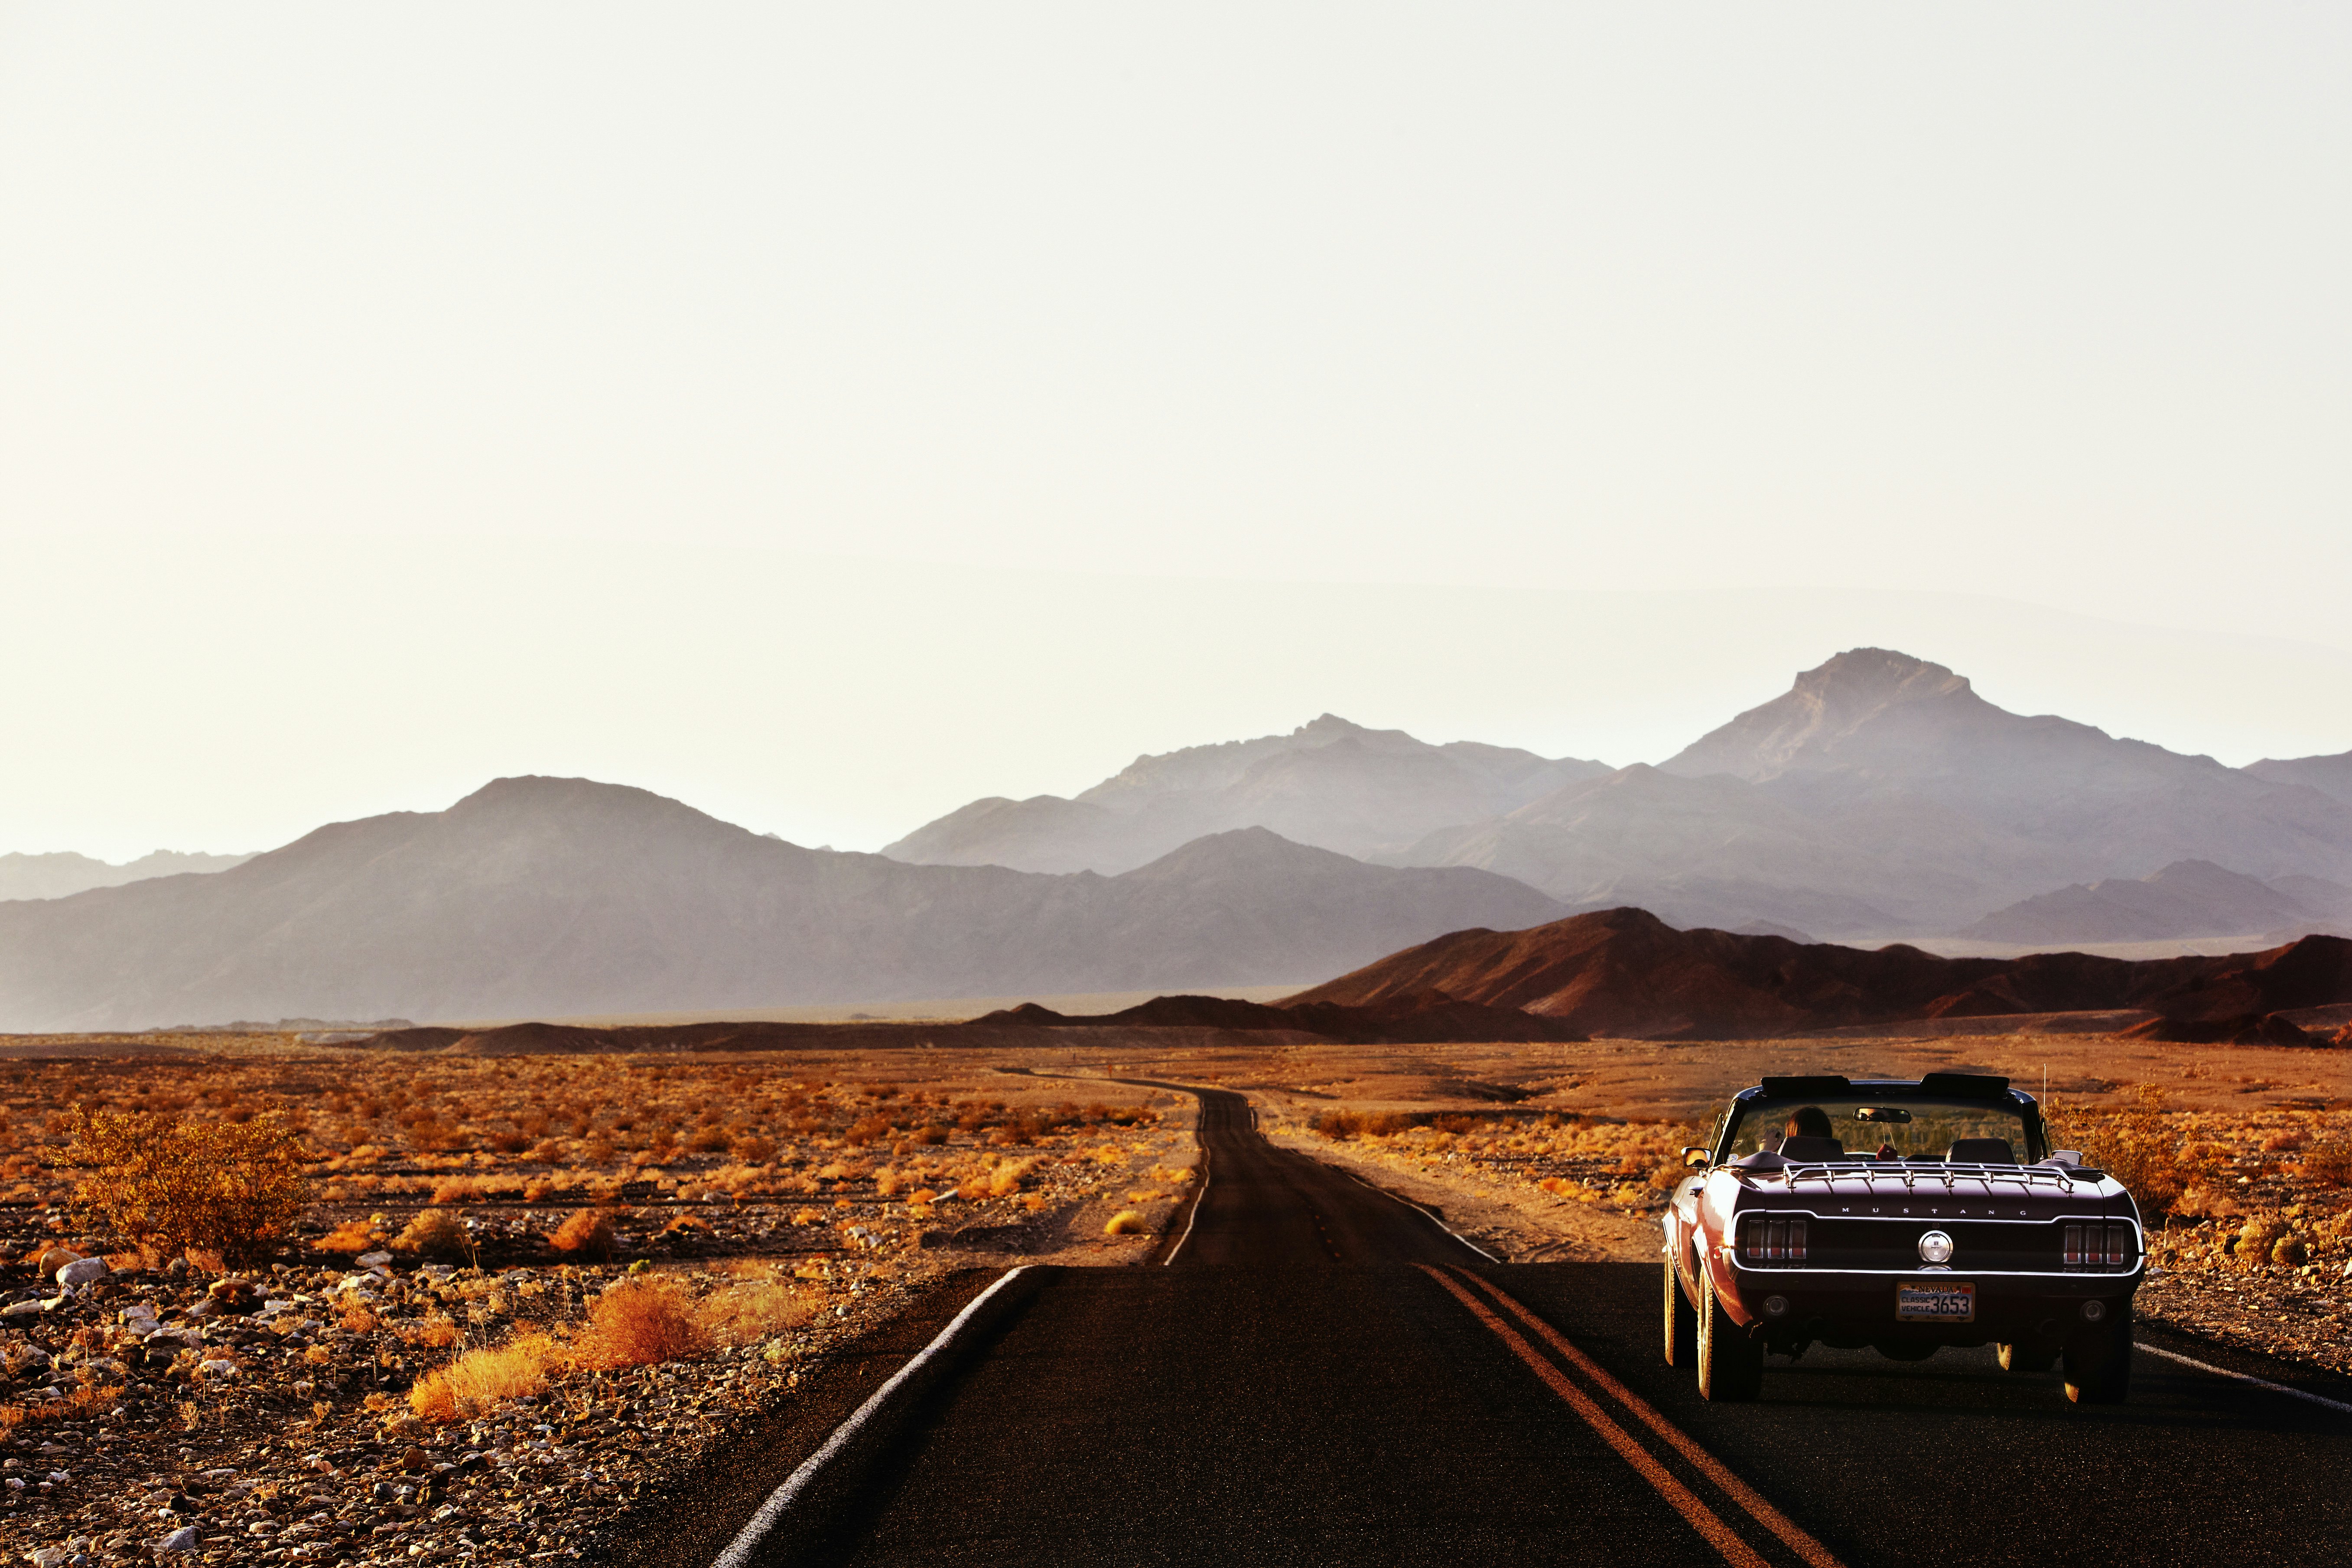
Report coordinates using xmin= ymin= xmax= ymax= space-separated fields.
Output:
xmin=1682 ymin=1146 xmax=1711 ymax=1168
xmin=2046 ymin=1149 xmax=2082 ymax=1168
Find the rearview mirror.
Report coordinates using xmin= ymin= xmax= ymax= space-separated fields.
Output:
xmin=1855 ymin=1106 xmax=1913 ymax=1123
xmin=1682 ymin=1146 xmax=1710 ymax=1168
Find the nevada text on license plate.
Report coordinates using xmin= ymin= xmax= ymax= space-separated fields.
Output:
xmin=1896 ymin=1282 xmax=1975 ymax=1321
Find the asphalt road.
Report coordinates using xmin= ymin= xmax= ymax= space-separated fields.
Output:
xmin=671 ymin=1085 xmax=2352 ymax=1568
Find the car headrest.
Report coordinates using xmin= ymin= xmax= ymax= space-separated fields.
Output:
xmin=1947 ymin=1137 xmax=2016 ymax=1165
xmin=1778 ymin=1135 xmax=1845 ymax=1162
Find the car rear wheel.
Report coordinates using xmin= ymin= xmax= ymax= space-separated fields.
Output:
xmin=1663 ymin=1252 xmax=1697 ymax=1366
xmin=1696 ymin=1276 xmax=1763 ymax=1401
xmin=1997 ymin=1340 xmax=2056 ymax=1374
xmin=2062 ymin=1318 xmax=2132 ymax=1405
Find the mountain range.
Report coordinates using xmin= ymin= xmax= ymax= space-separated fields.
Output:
xmin=1960 ymin=860 xmax=2352 ymax=946
xmin=0 ymin=779 xmax=1562 ymax=1031
xmin=1291 ymin=906 xmax=2352 ymax=1041
xmin=0 ymin=849 xmax=252 ymax=904
xmin=894 ymin=648 xmax=2352 ymax=942
xmin=11 ymin=645 xmax=2352 ymax=1030
xmin=882 ymin=713 xmax=1609 ymax=874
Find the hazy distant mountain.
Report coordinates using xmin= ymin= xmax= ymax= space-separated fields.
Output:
xmin=883 ymin=714 xmax=1609 ymax=875
xmin=2244 ymin=750 xmax=2352 ymax=809
xmin=1382 ymin=764 xmax=1911 ymax=932
xmin=0 ymin=778 xmax=1565 ymax=1031
xmin=0 ymin=849 xmax=253 ymax=903
xmin=1960 ymin=860 xmax=2318 ymax=944
xmin=1386 ymin=649 xmax=2352 ymax=936
xmin=1662 ymin=649 xmax=2352 ymax=885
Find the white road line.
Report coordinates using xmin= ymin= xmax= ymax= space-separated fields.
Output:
xmin=1338 ymin=1165 xmax=1500 ymax=1262
xmin=2139 ymin=1342 xmax=2352 ymax=1417
xmin=708 ymin=1266 xmax=1029 ymax=1568
xmin=1164 ymin=1142 xmax=1210 ymax=1265
xmin=999 ymin=1067 xmax=1211 ymax=1265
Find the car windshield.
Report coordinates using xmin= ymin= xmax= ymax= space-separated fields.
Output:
xmin=1717 ymin=1093 xmax=2042 ymax=1165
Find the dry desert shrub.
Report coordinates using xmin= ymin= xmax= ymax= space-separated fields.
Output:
xmin=399 ymin=1314 xmax=463 ymax=1350
xmin=1103 ymin=1209 xmax=1148 ymax=1236
xmin=2225 ymin=1213 xmax=2295 ymax=1266
xmin=394 ymin=1207 xmax=470 ymax=1261
xmin=2050 ymin=1087 xmax=2215 ymax=1217
xmin=1311 ymin=1109 xmax=1408 ymax=1139
xmin=64 ymin=1105 xmax=308 ymax=1265
xmin=429 ymin=1176 xmax=482 ymax=1205
xmin=407 ymin=1331 xmax=562 ymax=1422
xmin=987 ymin=1158 xmax=1034 ymax=1197
xmin=550 ymin=1208 xmax=616 ymax=1261
xmin=697 ymin=1281 xmax=814 ymax=1347
xmin=2302 ymin=1144 xmax=2352 ymax=1188
xmin=317 ymin=1218 xmax=383 ymax=1254
xmin=573 ymin=1278 xmax=711 ymax=1369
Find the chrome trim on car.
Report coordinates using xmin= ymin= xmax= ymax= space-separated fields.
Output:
xmin=1727 ymin=1207 xmax=2142 ymax=1243
xmin=1724 ymin=1258 xmax=2146 ymax=1281
xmin=1770 ymin=1159 xmax=2104 ymax=1193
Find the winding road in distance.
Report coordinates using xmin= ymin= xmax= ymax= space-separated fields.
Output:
xmin=646 ymin=1086 xmax=2352 ymax=1568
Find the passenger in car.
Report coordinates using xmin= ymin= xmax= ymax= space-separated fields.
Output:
xmin=1778 ymin=1106 xmax=1845 ymax=1162
xmin=1785 ymin=1106 xmax=1833 ymax=1141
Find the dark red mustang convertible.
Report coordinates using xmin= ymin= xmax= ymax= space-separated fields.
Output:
xmin=1663 ymin=1072 xmax=2143 ymax=1404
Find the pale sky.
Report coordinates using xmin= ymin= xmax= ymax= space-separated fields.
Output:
xmin=3 ymin=6 xmax=2348 ymax=862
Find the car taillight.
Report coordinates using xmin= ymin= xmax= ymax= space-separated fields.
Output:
xmin=1743 ymin=1215 xmax=1806 ymax=1264
xmin=2064 ymin=1223 xmax=2134 ymax=1270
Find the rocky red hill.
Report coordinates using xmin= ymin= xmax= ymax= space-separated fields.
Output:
xmin=1286 ymin=906 xmax=2352 ymax=1039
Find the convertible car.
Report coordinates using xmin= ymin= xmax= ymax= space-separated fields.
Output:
xmin=1663 ymin=1072 xmax=2143 ymax=1404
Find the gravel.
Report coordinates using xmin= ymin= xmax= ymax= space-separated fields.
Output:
xmin=0 ymin=1247 xmax=952 ymax=1565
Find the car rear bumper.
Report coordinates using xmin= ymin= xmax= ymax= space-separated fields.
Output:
xmin=1720 ymin=1265 xmax=2140 ymax=1345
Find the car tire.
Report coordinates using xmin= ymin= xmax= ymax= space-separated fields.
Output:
xmin=1997 ymin=1340 xmax=2056 ymax=1374
xmin=1664 ymin=1252 xmax=1698 ymax=1366
xmin=2062 ymin=1317 xmax=2132 ymax=1405
xmin=1696 ymin=1276 xmax=1763 ymax=1401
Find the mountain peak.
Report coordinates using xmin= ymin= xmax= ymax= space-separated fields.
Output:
xmin=1794 ymin=648 xmax=1970 ymax=705
xmin=1662 ymin=648 xmax=1984 ymax=781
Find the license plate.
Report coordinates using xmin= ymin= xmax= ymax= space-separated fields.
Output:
xmin=1896 ymin=1282 xmax=1975 ymax=1322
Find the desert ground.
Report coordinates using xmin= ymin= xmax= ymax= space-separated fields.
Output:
xmin=1 ymin=1026 xmax=2346 ymax=1563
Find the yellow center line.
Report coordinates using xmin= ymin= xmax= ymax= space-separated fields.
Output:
xmin=1415 ymin=1264 xmax=1770 ymax=1568
xmin=1448 ymin=1266 xmax=1848 ymax=1568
